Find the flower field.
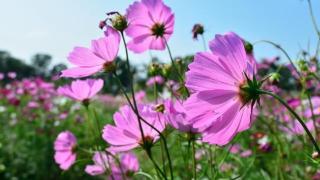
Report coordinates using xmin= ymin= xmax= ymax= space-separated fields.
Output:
xmin=1 ymin=0 xmax=320 ymax=179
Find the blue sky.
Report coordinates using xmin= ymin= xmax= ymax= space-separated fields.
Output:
xmin=0 ymin=0 xmax=319 ymax=67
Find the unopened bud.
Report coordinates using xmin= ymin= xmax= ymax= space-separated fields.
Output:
xmin=244 ymin=41 xmax=253 ymax=55
xmin=148 ymin=63 xmax=161 ymax=75
xmin=298 ymin=59 xmax=308 ymax=72
xmin=269 ymin=72 xmax=281 ymax=83
xmin=161 ymin=64 xmax=171 ymax=77
xmin=111 ymin=14 xmax=128 ymax=32
xmin=192 ymin=24 xmax=204 ymax=40
xmin=99 ymin=20 xmax=107 ymax=30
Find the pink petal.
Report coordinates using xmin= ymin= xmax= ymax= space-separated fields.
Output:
xmin=60 ymin=66 xmax=102 ymax=78
xmin=68 ymin=47 xmax=105 ymax=66
xmin=85 ymin=165 xmax=105 ymax=176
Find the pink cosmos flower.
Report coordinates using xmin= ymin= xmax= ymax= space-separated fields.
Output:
xmin=61 ymin=27 xmax=120 ymax=78
xmin=102 ymin=104 xmax=166 ymax=152
xmin=185 ymin=32 xmax=256 ymax=146
xmin=229 ymin=144 xmax=241 ymax=154
xmin=85 ymin=152 xmax=139 ymax=179
xmin=0 ymin=73 xmax=4 ymax=80
xmin=135 ymin=90 xmax=146 ymax=102
xmin=165 ymin=100 xmax=198 ymax=133
xmin=229 ymin=144 xmax=252 ymax=157
xmin=240 ymin=150 xmax=252 ymax=157
xmin=57 ymin=79 xmax=104 ymax=102
xmin=305 ymin=97 xmax=320 ymax=118
xmin=7 ymin=72 xmax=16 ymax=79
xmin=287 ymin=98 xmax=301 ymax=109
xmin=282 ymin=120 xmax=315 ymax=135
xmin=146 ymin=75 xmax=164 ymax=87
xmin=125 ymin=0 xmax=174 ymax=53
xmin=54 ymin=131 xmax=77 ymax=170
xmin=85 ymin=151 xmax=112 ymax=176
xmin=110 ymin=152 xmax=140 ymax=179
xmin=27 ymin=101 xmax=39 ymax=109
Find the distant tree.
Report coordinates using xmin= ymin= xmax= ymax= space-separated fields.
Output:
xmin=50 ymin=63 xmax=67 ymax=76
xmin=31 ymin=53 xmax=52 ymax=76
xmin=0 ymin=50 xmax=37 ymax=82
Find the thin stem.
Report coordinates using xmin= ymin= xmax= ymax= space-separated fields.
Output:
xmin=255 ymin=40 xmax=302 ymax=79
xmin=258 ymin=89 xmax=320 ymax=154
xmin=307 ymin=0 xmax=320 ymax=37
xmin=208 ymin=147 xmax=214 ymax=178
xmin=201 ymin=34 xmax=207 ymax=51
xmin=112 ymin=72 xmax=174 ymax=179
xmin=153 ymin=81 xmax=167 ymax=175
xmin=307 ymin=93 xmax=318 ymax=140
xmin=91 ymin=107 xmax=102 ymax=137
xmin=84 ymin=107 xmax=110 ymax=177
xmin=311 ymin=72 xmax=320 ymax=82
xmin=163 ymin=37 xmax=190 ymax=97
xmin=192 ymin=140 xmax=197 ymax=180
xmin=119 ymin=31 xmax=146 ymax=143
xmin=146 ymin=150 xmax=168 ymax=180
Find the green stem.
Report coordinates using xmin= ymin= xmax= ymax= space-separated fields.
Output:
xmin=192 ymin=140 xmax=197 ymax=180
xmin=307 ymin=0 xmax=320 ymax=37
xmin=307 ymin=93 xmax=318 ymax=140
xmin=163 ymin=38 xmax=190 ymax=97
xmin=119 ymin=31 xmax=146 ymax=143
xmin=311 ymin=72 xmax=320 ymax=82
xmin=201 ymin=34 xmax=207 ymax=51
xmin=258 ymin=89 xmax=320 ymax=154
xmin=208 ymin=146 xmax=214 ymax=178
xmin=255 ymin=40 xmax=302 ymax=79
xmin=112 ymin=72 xmax=174 ymax=179
xmin=146 ymin=149 xmax=168 ymax=180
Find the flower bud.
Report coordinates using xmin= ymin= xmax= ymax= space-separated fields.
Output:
xmin=99 ymin=20 xmax=107 ymax=30
xmin=244 ymin=41 xmax=253 ymax=55
xmin=148 ymin=63 xmax=161 ymax=75
xmin=269 ymin=72 xmax=281 ymax=83
xmin=111 ymin=14 xmax=128 ymax=32
xmin=192 ymin=24 xmax=204 ymax=40
xmin=298 ymin=59 xmax=308 ymax=72
xmin=161 ymin=64 xmax=171 ymax=77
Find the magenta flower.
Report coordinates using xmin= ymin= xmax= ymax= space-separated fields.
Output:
xmin=135 ymin=90 xmax=146 ymax=102
xmin=102 ymin=104 xmax=166 ymax=152
xmin=57 ymin=79 xmax=104 ymax=102
xmin=61 ymin=27 xmax=120 ymax=78
xmin=7 ymin=72 xmax=16 ymax=79
xmin=282 ymin=120 xmax=315 ymax=135
xmin=165 ymin=100 xmax=198 ymax=133
xmin=287 ymin=98 xmax=301 ymax=109
xmin=146 ymin=75 xmax=164 ymax=87
xmin=27 ymin=101 xmax=39 ymax=109
xmin=185 ymin=32 xmax=256 ymax=146
xmin=305 ymin=97 xmax=320 ymax=118
xmin=240 ymin=150 xmax=252 ymax=157
xmin=85 ymin=151 xmax=112 ymax=176
xmin=125 ymin=0 xmax=174 ymax=53
xmin=110 ymin=152 xmax=140 ymax=179
xmin=229 ymin=144 xmax=241 ymax=154
xmin=54 ymin=131 xmax=77 ymax=170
